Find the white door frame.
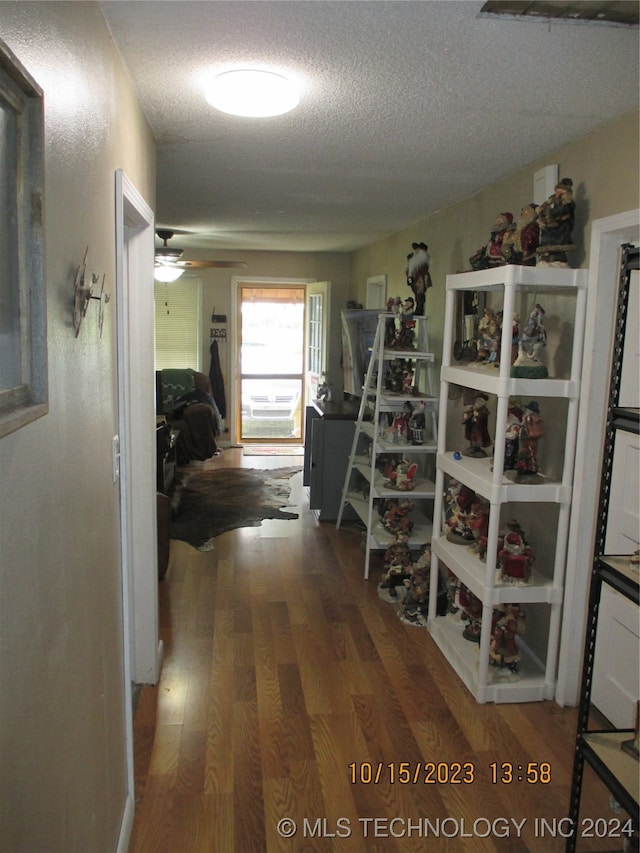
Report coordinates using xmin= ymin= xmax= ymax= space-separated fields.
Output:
xmin=556 ymin=209 xmax=639 ymax=706
xmin=114 ymin=170 xmax=160 ymax=851
xmin=229 ymin=276 xmax=314 ymax=445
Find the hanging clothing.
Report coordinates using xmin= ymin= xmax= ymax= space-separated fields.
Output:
xmin=209 ymin=339 xmax=226 ymax=419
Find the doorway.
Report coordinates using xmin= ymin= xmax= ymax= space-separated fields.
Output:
xmin=114 ymin=170 xmax=158 ymax=849
xmin=238 ymin=285 xmax=305 ymax=442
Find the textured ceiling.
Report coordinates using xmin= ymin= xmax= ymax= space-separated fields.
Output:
xmin=100 ymin=0 xmax=639 ymax=254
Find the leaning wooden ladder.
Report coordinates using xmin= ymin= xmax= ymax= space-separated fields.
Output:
xmin=336 ymin=312 xmax=438 ymax=578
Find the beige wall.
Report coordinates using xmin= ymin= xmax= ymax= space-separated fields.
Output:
xmin=0 ymin=3 xmax=156 ymax=851
xmin=350 ymin=109 xmax=640 ymax=377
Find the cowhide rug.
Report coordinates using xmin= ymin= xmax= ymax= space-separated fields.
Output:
xmin=170 ymin=466 xmax=301 ymax=550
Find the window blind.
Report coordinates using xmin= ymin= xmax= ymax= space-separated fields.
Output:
xmin=154 ymin=276 xmax=202 ymax=370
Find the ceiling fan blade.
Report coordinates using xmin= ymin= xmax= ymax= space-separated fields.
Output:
xmin=176 ymin=259 xmax=248 ymax=269
xmin=154 ymin=229 xmax=247 ymax=269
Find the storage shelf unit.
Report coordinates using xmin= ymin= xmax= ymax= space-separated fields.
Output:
xmin=336 ymin=312 xmax=438 ymax=578
xmin=566 ymin=245 xmax=639 ymax=852
xmin=427 ymin=264 xmax=589 ymax=703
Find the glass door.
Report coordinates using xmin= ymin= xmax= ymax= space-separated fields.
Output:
xmin=238 ymin=286 xmax=305 ymax=442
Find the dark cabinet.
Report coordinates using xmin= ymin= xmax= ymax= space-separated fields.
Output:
xmin=304 ymin=401 xmax=358 ymax=521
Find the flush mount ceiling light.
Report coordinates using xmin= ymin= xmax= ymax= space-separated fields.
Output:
xmin=205 ymin=69 xmax=299 ymax=117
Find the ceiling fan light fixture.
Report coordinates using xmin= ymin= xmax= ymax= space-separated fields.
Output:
xmin=154 ymin=265 xmax=185 ymax=283
xmin=205 ymin=69 xmax=299 ymax=117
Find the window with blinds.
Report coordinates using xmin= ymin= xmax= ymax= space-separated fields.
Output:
xmin=154 ymin=276 xmax=202 ymax=370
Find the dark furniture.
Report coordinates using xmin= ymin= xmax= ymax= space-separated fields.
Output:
xmin=155 ymin=368 xmax=222 ymax=580
xmin=156 ymin=368 xmax=221 ymax=465
xmin=303 ymin=399 xmax=359 ymax=521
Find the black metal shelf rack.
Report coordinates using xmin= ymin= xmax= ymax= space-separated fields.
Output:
xmin=566 ymin=244 xmax=640 ymax=851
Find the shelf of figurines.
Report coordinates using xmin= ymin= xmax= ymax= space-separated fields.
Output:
xmin=350 ymin=458 xmax=437 ymax=500
xmin=359 ymin=420 xmax=437 ymax=453
xmin=349 ymin=492 xmax=434 ymax=551
xmin=437 ymin=449 xmax=570 ymax=505
xmin=444 ymin=267 xmax=588 ymax=399
xmin=431 ymin=532 xmax=560 ymax=607
xmin=374 ymin=390 xmax=438 ymax=415
xmin=441 ymin=386 xmax=574 ymax=505
xmin=446 ymin=265 xmax=587 ymax=293
xmin=370 ymin=518 xmax=434 ymax=550
xmin=427 ymin=605 xmax=552 ymax=704
xmin=346 ymin=494 xmax=434 ymax=546
xmin=441 ymin=366 xmax=578 ymax=401
xmin=435 ymin=472 xmax=565 ymax=603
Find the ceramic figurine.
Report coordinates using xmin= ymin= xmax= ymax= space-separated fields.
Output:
xmin=385 ymin=359 xmax=405 ymax=393
xmin=380 ymin=498 xmax=414 ymax=537
xmin=409 ymin=400 xmax=426 ymax=444
xmin=402 ymin=296 xmax=415 ymax=320
xmin=511 ymin=303 xmax=548 ymax=378
xmin=399 ymin=545 xmax=432 ymax=626
xmin=445 ymin=567 xmax=460 ymax=614
xmin=509 ymin=400 xmax=545 ymax=481
xmin=462 ymin=392 xmax=492 ymax=457
xmin=385 ymin=458 xmax=418 ymax=491
xmin=379 ymin=532 xmax=413 ymax=600
xmin=388 ymin=295 xmax=402 ymax=314
xmin=501 ymin=204 xmax=540 ymax=266
xmin=386 ymin=311 xmax=416 ymax=350
xmin=316 ymin=373 xmax=331 ymax=402
xmin=445 ymin=483 xmax=477 ymax=544
xmin=390 ymin=403 xmax=413 ymax=443
xmin=536 ymin=178 xmax=576 ymax=267
xmin=469 ymin=212 xmax=513 ymax=270
xmin=459 ymin=584 xmax=483 ymax=643
xmin=466 ymin=496 xmax=490 ymax=558
xmin=498 ymin=526 xmax=535 ymax=584
xmin=504 ymin=400 xmax=524 ymax=471
xmin=401 ymin=363 xmax=414 ymax=394
xmin=489 ymin=604 xmax=525 ymax=676
xmin=475 ymin=313 xmax=501 ymax=365
xmin=406 ymin=241 xmax=432 ymax=316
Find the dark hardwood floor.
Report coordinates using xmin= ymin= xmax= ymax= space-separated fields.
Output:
xmin=129 ymin=449 xmax=624 ymax=852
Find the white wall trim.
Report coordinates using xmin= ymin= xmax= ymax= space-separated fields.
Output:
xmin=556 ymin=209 xmax=639 ymax=706
xmin=114 ymin=169 xmax=158 ymax=852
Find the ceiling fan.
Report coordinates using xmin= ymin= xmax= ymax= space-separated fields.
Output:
xmin=155 ymin=229 xmax=247 ymax=280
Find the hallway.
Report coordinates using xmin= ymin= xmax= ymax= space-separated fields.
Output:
xmin=129 ymin=450 xmax=612 ymax=852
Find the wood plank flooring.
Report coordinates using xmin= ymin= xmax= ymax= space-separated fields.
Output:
xmin=129 ymin=449 xmax=626 ymax=852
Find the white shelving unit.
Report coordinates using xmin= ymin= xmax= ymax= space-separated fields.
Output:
xmin=427 ymin=265 xmax=589 ymax=703
xmin=336 ymin=313 xmax=438 ymax=578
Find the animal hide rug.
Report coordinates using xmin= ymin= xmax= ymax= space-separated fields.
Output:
xmin=170 ymin=466 xmax=300 ymax=550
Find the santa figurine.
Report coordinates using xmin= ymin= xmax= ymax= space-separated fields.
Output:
xmin=406 ymin=242 xmax=432 ymax=316
xmin=489 ymin=604 xmax=525 ymax=676
xmin=514 ymin=400 xmax=545 ymax=480
xmin=498 ymin=527 xmax=535 ymax=584
xmin=470 ymin=212 xmax=513 ymax=270
xmin=503 ymin=400 xmax=524 ymax=471
xmin=536 ymin=177 xmax=576 ymax=267
xmin=462 ymin=392 xmax=492 ymax=458
xmin=501 ymin=204 xmax=540 ymax=266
